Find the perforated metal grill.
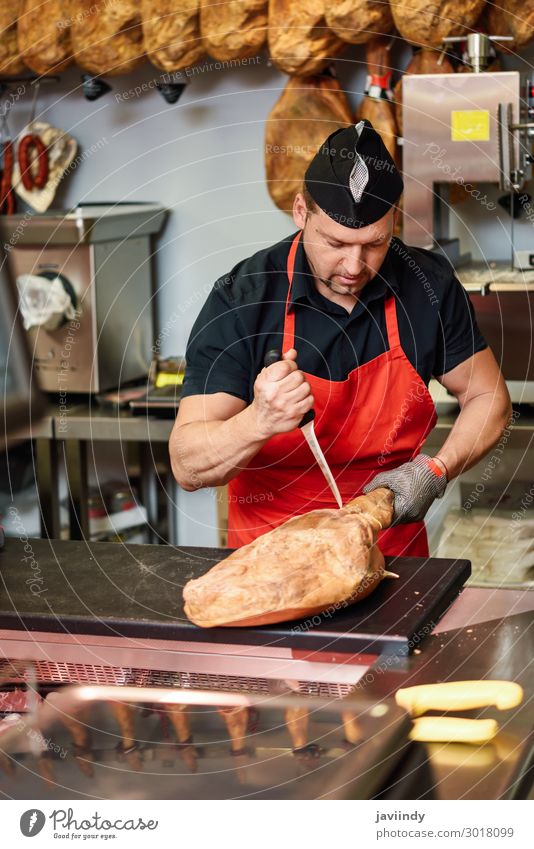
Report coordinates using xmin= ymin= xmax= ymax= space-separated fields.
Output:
xmin=0 ymin=659 xmax=352 ymax=699
xmin=296 ymin=680 xmax=352 ymax=698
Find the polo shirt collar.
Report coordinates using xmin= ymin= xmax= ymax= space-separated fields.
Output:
xmin=288 ymin=231 xmax=400 ymax=311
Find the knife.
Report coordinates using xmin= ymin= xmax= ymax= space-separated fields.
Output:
xmin=264 ymin=349 xmax=343 ymax=508
xmin=409 ymin=716 xmax=499 ymax=744
xmin=395 ymin=680 xmax=524 ymax=717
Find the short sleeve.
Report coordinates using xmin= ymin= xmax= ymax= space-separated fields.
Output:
xmin=432 ymin=272 xmax=488 ymax=377
xmin=181 ymin=283 xmax=252 ymax=402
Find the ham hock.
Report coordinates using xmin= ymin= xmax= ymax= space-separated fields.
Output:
xmin=183 ymin=487 xmax=397 ymax=628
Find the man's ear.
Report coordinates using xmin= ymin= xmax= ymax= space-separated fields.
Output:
xmin=292 ymin=192 xmax=308 ymax=229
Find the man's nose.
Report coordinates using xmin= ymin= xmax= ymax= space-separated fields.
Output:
xmin=341 ymin=246 xmax=365 ymax=277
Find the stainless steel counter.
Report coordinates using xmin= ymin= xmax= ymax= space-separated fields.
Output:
xmin=360 ymin=586 xmax=534 ymax=799
xmin=456 ymin=262 xmax=534 ymax=292
xmin=1 ymin=534 xmax=532 ymax=799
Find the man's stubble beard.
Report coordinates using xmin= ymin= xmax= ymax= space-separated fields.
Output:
xmin=306 ymin=253 xmax=360 ymax=300
xmin=322 ymin=276 xmax=365 ymax=297
xmin=316 ymin=267 xmax=369 ymax=299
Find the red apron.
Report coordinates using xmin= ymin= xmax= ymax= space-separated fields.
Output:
xmin=228 ymin=231 xmax=437 ymax=555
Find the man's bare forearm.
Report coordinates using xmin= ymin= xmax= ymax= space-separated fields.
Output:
xmin=170 ymin=404 xmax=269 ymax=490
xmin=434 ymin=390 xmax=513 ymax=479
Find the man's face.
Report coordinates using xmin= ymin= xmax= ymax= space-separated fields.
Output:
xmin=292 ymin=193 xmax=396 ymax=297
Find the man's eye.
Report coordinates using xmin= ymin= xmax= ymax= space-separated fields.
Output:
xmin=327 ymin=241 xmax=342 ymax=248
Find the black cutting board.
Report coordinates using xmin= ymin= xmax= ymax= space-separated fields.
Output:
xmin=0 ymin=538 xmax=470 ymax=655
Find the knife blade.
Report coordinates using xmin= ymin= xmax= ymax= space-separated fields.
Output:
xmin=264 ymin=349 xmax=343 ymax=509
xmin=301 ymin=417 xmax=343 ymax=509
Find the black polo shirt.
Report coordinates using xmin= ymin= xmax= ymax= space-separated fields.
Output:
xmin=182 ymin=231 xmax=487 ymax=403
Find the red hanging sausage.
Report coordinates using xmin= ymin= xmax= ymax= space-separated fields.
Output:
xmin=4 ymin=188 xmax=15 ymax=214
xmin=0 ymin=140 xmax=15 ymax=215
xmin=18 ymin=133 xmax=49 ymax=190
xmin=0 ymin=140 xmax=13 ymax=200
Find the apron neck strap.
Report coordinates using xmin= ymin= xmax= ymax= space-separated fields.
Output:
xmin=282 ymin=231 xmax=302 ymax=352
xmin=384 ymin=293 xmax=400 ymax=348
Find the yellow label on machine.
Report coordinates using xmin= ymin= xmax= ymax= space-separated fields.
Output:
xmin=451 ymin=110 xmax=490 ymax=142
xmin=155 ymin=372 xmax=184 ymax=388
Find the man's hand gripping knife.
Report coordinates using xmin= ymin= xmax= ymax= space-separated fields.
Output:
xmin=363 ymin=455 xmax=448 ymax=524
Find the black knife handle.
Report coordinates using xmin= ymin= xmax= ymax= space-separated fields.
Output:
xmin=299 ymin=408 xmax=315 ymax=426
xmin=263 ymin=349 xmax=315 ymax=428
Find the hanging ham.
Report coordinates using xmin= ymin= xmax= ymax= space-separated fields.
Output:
xmin=183 ymin=487 xmax=397 ymax=628
xmin=503 ymin=1 xmax=534 ymax=47
xmin=71 ymin=0 xmax=144 ymax=76
xmin=285 ymin=707 xmax=309 ymax=749
xmin=18 ymin=0 xmax=73 ymax=74
xmin=269 ymin=0 xmax=346 ymax=77
xmin=200 ymin=0 xmax=268 ymax=61
xmin=218 ymin=706 xmax=249 ymax=753
xmin=265 ymin=72 xmax=352 ymax=213
xmin=324 ymin=0 xmax=393 ymax=45
xmin=142 ymin=0 xmax=204 ymax=71
xmin=356 ymin=37 xmax=399 ymax=166
xmin=484 ymin=3 xmax=516 ymax=53
xmin=0 ymin=3 xmax=25 ymax=75
xmin=390 ymin=0 xmax=486 ymax=48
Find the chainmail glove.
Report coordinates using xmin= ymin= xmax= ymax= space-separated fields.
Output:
xmin=362 ymin=455 xmax=448 ymax=524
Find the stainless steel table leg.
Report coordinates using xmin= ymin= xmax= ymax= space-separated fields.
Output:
xmin=139 ymin=442 xmax=159 ymax=543
xmin=63 ymin=440 xmax=90 ymax=541
xmin=35 ymin=438 xmax=61 ymax=539
xmin=166 ymin=470 xmax=179 ymax=546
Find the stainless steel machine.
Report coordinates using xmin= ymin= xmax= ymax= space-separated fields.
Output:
xmin=0 ymin=203 xmax=167 ymax=394
xmin=402 ymin=69 xmax=532 ymax=254
xmin=401 ymin=38 xmax=534 ymax=398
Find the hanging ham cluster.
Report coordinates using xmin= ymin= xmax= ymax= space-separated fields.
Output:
xmin=264 ymin=0 xmax=523 ymax=217
xmin=3 ymin=2 xmax=532 ymax=225
xmin=2 ymin=1 xmax=529 ymax=80
xmin=10 ymin=1 xmax=145 ymax=77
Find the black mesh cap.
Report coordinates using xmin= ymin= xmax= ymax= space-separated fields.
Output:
xmin=304 ymin=120 xmax=403 ymax=228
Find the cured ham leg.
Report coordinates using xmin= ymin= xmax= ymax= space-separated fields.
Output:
xmin=18 ymin=0 xmax=73 ymax=75
xmin=390 ymin=0 xmax=485 ymax=48
xmin=268 ymin=0 xmax=346 ymax=77
xmin=142 ymin=0 xmax=204 ymax=71
xmin=341 ymin=710 xmax=361 ymax=744
xmin=183 ymin=487 xmax=396 ymax=628
xmin=165 ymin=703 xmax=198 ymax=772
xmin=265 ymin=73 xmax=352 ymax=214
xmin=325 ymin=1 xmax=393 ymax=45
xmin=356 ymin=37 xmax=399 ymax=167
xmin=70 ymin=0 xmax=144 ymax=77
xmin=201 ymin=0 xmax=267 ymax=61
xmin=166 ymin=703 xmax=192 ymax=744
xmin=0 ymin=4 xmax=24 ymax=76
xmin=285 ymin=706 xmax=309 ymax=749
xmin=217 ymin=706 xmax=249 ymax=754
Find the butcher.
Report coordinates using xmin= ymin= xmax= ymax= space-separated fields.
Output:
xmin=170 ymin=120 xmax=511 ymax=555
